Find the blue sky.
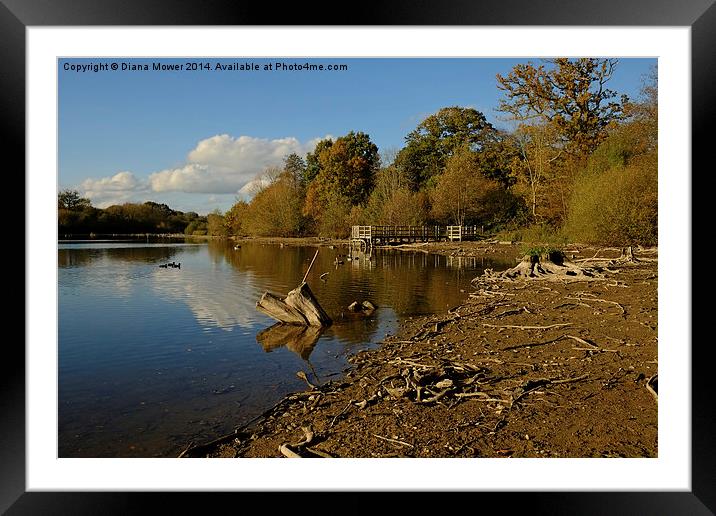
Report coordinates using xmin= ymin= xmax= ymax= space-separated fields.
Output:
xmin=59 ymin=57 xmax=656 ymax=214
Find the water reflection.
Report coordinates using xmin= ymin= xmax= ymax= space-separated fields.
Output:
xmin=59 ymin=239 xmax=515 ymax=457
xmin=205 ymin=240 xmax=512 ymax=320
xmin=149 ymin=265 xmax=259 ymax=330
xmin=257 ymin=323 xmax=323 ymax=360
xmin=58 ymin=242 xmax=203 ymax=268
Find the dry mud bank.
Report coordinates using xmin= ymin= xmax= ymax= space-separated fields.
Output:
xmin=184 ymin=246 xmax=658 ymax=459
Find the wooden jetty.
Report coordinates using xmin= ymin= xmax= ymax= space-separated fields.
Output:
xmin=351 ymin=225 xmax=483 ymax=248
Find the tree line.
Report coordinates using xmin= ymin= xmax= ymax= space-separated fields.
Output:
xmin=59 ymin=59 xmax=657 ymax=246
xmin=58 ymin=192 xmax=208 ymax=235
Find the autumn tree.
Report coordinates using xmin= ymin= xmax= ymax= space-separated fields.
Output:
xmin=224 ymin=200 xmax=248 ymax=236
xmin=363 ymin=166 xmax=428 ymax=226
xmin=304 ymin=138 xmax=334 ymax=184
xmin=318 ymin=131 xmax=379 ymax=204
xmin=303 ymin=131 xmax=379 ymax=229
xmin=430 ymin=146 xmax=523 ymax=227
xmin=207 ymin=210 xmax=228 ymax=237
xmin=184 ymin=217 xmax=208 ymax=235
xmin=509 ymin=122 xmax=565 ymax=220
xmin=394 ymin=106 xmax=498 ymax=190
xmin=565 ymin=68 xmax=658 ymax=246
xmin=496 ymin=58 xmax=628 ymax=157
xmin=316 ymin=190 xmax=353 ymax=238
xmin=243 ymin=167 xmax=306 ymax=237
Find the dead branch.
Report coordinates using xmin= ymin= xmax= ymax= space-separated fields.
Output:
xmin=483 ymin=322 xmax=571 ymax=330
xmin=278 ymin=426 xmax=315 ymax=458
xmin=549 ymin=374 xmax=590 ymax=384
xmin=563 ymin=334 xmax=599 ymax=349
xmin=305 ymin=446 xmax=334 ymax=458
xmin=372 ymin=434 xmax=414 ymax=448
xmin=493 ymin=307 xmax=530 ymax=318
xmin=296 ymin=370 xmax=317 ymax=390
xmin=566 ymin=296 xmax=625 ymax=315
xmin=646 ymin=374 xmax=658 ymax=401
xmin=502 ymin=335 xmax=568 ymax=351
xmin=573 ymin=249 xmax=603 ymax=263
xmin=329 ymin=401 xmax=354 ymax=427
xmin=177 ymin=441 xmax=194 ymax=458
xmin=302 ymin=249 xmax=320 ymax=284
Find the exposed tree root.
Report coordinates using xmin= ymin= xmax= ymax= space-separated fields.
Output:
xmin=566 ymin=296 xmax=625 ymax=316
xmin=483 ymin=252 xmax=604 ymax=282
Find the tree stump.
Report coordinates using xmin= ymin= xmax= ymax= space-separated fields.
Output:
xmin=485 ymin=251 xmax=602 ymax=281
xmin=256 ymin=282 xmax=332 ymax=326
xmin=256 ymin=292 xmax=308 ymax=325
xmin=617 ymin=246 xmax=639 ymax=263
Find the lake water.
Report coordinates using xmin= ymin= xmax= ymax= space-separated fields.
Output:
xmin=58 ymin=238 xmax=513 ymax=457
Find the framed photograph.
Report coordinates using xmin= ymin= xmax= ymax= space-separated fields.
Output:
xmin=9 ymin=0 xmax=710 ymax=513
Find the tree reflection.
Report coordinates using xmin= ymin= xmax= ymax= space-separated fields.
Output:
xmin=208 ymin=240 xmax=514 ymax=319
xmin=58 ymin=245 xmax=190 ymax=268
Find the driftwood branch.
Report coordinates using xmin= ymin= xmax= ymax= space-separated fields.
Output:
xmin=279 ymin=426 xmax=315 ymax=458
xmin=646 ymin=374 xmax=658 ymax=401
xmin=566 ymin=297 xmax=625 ymax=316
xmin=549 ymin=373 xmax=589 ymax=385
xmin=372 ymin=434 xmax=414 ymax=448
xmin=302 ymin=249 xmax=320 ymax=284
xmin=483 ymin=323 xmax=571 ymax=330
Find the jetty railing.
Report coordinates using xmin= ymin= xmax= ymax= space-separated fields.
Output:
xmin=351 ymin=225 xmax=483 ymax=246
xmin=447 ymin=225 xmax=481 ymax=241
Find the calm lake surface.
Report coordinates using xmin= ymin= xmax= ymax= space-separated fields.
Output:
xmin=58 ymin=238 xmax=513 ymax=457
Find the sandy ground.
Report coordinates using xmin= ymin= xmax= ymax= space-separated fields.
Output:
xmin=181 ymin=244 xmax=658 ymax=459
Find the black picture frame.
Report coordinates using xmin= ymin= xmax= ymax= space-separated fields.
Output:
xmin=7 ymin=1 xmax=710 ymax=514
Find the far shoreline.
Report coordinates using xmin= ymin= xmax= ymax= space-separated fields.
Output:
xmin=58 ymin=234 xmax=656 ymax=263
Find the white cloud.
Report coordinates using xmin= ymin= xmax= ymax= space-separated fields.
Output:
xmin=149 ymin=134 xmax=332 ymax=194
xmin=147 ymin=163 xmax=220 ymax=194
xmin=76 ymin=133 xmax=333 ymax=208
xmin=80 ymin=171 xmax=149 ymax=208
xmin=151 ymin=266 xmax=259 ymax=330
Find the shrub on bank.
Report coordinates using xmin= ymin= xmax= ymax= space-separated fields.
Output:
xmin=495 ymin=224 xmax=569 ymax=247
xmin=565 ymin=152 xmax=657 ymax=246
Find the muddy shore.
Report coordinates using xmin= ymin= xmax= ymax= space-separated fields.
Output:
xmin=181 ymin=243 xmax=658 ymax=459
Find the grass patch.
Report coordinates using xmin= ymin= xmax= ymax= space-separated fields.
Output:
xmin=496 ymin=224 xmax=569 ymax=247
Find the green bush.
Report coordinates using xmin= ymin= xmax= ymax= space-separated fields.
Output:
xmin=496 ymin=224 xmax=568 ymax=247
xmin=565 ymin=152 xmax=657 ymax=246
